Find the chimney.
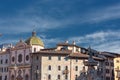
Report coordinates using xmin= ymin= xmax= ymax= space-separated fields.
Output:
xmin=72 ymin=41 xmax=76 ymax=45
xmin=65 ymin=40 xmax=68 ymax=43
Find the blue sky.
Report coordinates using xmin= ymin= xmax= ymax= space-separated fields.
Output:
xmin=0 ymin=0 xmax=120 ymax=53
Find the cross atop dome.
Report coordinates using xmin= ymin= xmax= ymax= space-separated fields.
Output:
xmin=32 ymin=31 xmax=36 ymax=36
xmin=32 ymin=25 xmax=36 ymax=36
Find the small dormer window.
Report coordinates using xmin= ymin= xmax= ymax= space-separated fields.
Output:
xmin=76 ymin=48 xmax=79 ymax=52
xmin=61 ymin=46 xmax=68 ymax=51
xmin=34 ymin=48 xmax=36 ymax=52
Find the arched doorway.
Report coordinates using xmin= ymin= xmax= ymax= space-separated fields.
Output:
xmin=16 ymin=75 xmax=23 ymax=80
xmin=25 ymin=74 xmax=29 ymax=80
xmin=11 ymin=75 xmax=14 ymax=80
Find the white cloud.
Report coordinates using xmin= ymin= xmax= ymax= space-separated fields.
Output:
xmin=1 ymin=1 xmax=120 ymax=35
xmin=43 ymin=38 xmax=63 ymax=48
xmin=93 ymin=41 xmax=120 ymax=53
xmin=85 ymin=4 xmax=120 ymax=23
xmin=68 ymin=30 xmax=120 ymax=53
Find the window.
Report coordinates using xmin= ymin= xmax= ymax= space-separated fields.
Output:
xmin=75 ymin=66 xmax=78 ymax=71
xmin=48 ymin=56 xmax=51 ymax=60
xmin=75 ymin=75 xmax=78 ymax=80
xmin=65 ymin=66 xmax=68 ymax=70
xmin=0 ymin=76 xmax=2 ymax=80
xmin=11 ymin=75 xmax=14 ymax=80
xmin=6 ymin=67 xmax=8 ymax=72
xmin=37 ymin=65 xmax=38 ymax=69
xmin=5 ymin=75 xmax=7 ymax=80
xmin=106 ymin=77 xmax=110 ymax=80
xmin=18 ymin=54 xmax=22 ymax=63
xmin=76 ymin=48 xmax=79 ymax=52
xmin=111 ymin=62 xmax=114 ymax=66
xmin=48 ymin=75 xmax=51 ymax=80
xmin=48 ymin=65 xmax=51 ymax=70
xmin=1 ymin=60 xmax=3 ymax=64
xmin=5 ymin=59 xmax=8 ymax=64
xmin=26 ymin=55 xmax=29 ymax=61
xmin=1 ymin=67 xmax=3 ymax=72
xmin=25 ymin=75 xmax=29 ymax=80
xmin=58 ymin=66 xmax=61 ymax=71
xmin=76 ymin=59 xmax=78 ymax=62
xmin=58 ymin=56 xmax=61 ymax=61
xmin=61 ymin=46 xmax=68 ymax=51
xmin=58 ymin=75 xmax=60 ymax=79
xmin=34 ymin=48 xmax=36 ymax=52
xmin=36 ymin=56 xmax=39 ymax=60
xmin=65 ymin=57 xmax=68 ymax=61
xmin=106 ymin=69 xmax=110 ymax=73
xmin=105 ymin=62 xmax=109 ymax=66
xmin=4 ymin=67 xmax=6 ymax=72
xmin=116 ymin=60 xmax=119 ymax=63
xmin=65 ymin=75 xmax=68 ymax=79
xmin=12 ymin=57 xmax=15 ymax=62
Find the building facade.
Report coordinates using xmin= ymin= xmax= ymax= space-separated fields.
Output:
xmin=114 ymin=54 xmax=120 ymax=80
xmin=0 ymin=50 xmax=10 ymax=80
xmin=0 ymin=31 xmax=119 ymax=80
xmin=9 ymin=31 xmax=44 ymax=80
xmin=101 ymin=52 xmax=116 ymax=80
xmin=31 ymin=42 xmax=104 ymax=80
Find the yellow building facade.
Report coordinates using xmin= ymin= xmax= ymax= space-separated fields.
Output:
xmin=114 ymin=55 xmax=120 ymax=80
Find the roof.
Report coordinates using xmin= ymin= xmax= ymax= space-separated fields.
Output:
xmin=0 ymin=43 xmax=12 ymax=49
xmin=33 ymin=50 xmax=71 ymax=55
xmin=25 ymin=31 xmax=44 ymax=47
xmin=69 ymin=53 xmax=104 ymax=60
xmin=57 ymin=43 xmax=80 ymax=48
xmin=32 ymin=50 xmax=104 ymax=60
xmin=101 ymin=52 xmax=117 ymax=58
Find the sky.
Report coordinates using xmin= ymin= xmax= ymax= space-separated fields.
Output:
xmin=0 ymin=0 xmax=120 ymax=53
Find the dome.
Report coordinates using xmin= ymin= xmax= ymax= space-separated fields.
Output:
xmin=25 ymin=31 xmax=44 ymax=47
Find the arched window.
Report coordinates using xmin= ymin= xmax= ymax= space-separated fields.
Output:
xmin=65 ymin=66 xmax=68 ymax=70
xmin=5 ymin=75 xmax=7 ymax=80
xmin=26 ymin=55 xmax=29 ymax=61
xmin=75 ymin=66 xmax=78 ymax=71
xmin=58 ymin=75 xmax=60 ymax=79
xmin=48 ymin=65 xmax=51 ymax=70
xmin=1 ymin=59 xmax=3 ymax=64
xmin=12 ymin=57 xmax=15 ymax=62
xmin=48 ymin=75 xmax=51 ymax=80
xmin=34 ymin=48 xmax=36 ymax=52
xmin=5 ymin=59 xmax=8 ymax=64
xmin=18 ymin=54 xmax=22 ymax=63
xmin=0 ymin=76 xmax=2 ymax=80
xmin=25 ymin=75 xmax=29 ymax=80
xmin=75 ymin=75 xmax=78 ymax=80
xmin=65 ymin=74 xmax=68 ymax=79
xmin=58 ymin=66 xmax=61 ymax=71
xmin=11 ymin=75 xmax=14 ymax=80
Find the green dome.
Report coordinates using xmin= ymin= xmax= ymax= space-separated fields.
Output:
xmin=25 ymin=31 xmax=44 ymax=47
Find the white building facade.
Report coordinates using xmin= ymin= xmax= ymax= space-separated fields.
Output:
xmin=0 ymin=50 xmax=10 ymax=80
xmin=9 ymin=31 xmax=44 ymax=80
